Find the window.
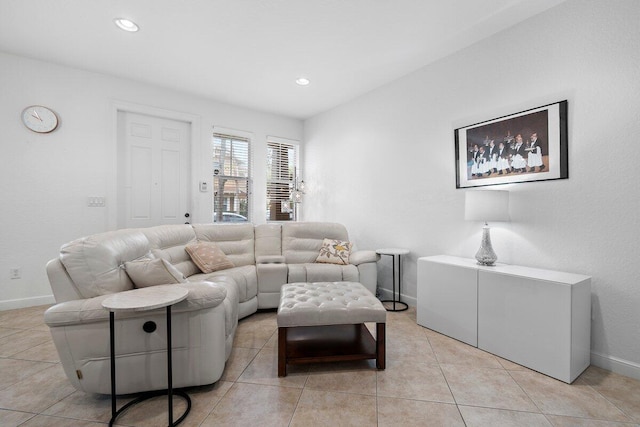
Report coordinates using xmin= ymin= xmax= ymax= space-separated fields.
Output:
xmin=266 ymin=137 xmax=300 ymax=221
xmin=213 ymin=133 xmax=250 ymax=223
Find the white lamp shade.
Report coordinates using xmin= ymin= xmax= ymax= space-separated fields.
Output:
xmin=465 ymin=190 xmax=510 ymax=222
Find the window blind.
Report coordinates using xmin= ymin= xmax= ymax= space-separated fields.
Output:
xmin=213 ymin=133 xmax=251 ymax=223
xmin=266 ymin=140 xmax=298 ymax=221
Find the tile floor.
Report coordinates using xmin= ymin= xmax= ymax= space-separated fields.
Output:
xmin=1 ymin=304 xmax=639 ymax=426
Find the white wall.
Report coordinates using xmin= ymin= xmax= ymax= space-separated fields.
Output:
xmin=303 ymin=0 xmax=640 ymax=378
xmin=0 ymin=52 xmax=302 ymax=309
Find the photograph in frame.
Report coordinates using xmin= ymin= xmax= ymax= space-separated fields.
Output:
xmin=455 ymin=100 xmax=568 ymax=188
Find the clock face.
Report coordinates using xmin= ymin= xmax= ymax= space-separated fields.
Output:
xmin=21 ymin=105 xmax=59 ymax=133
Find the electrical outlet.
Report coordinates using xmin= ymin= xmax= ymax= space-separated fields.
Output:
xmin=9 ymin=268 xmax=21 ymax=279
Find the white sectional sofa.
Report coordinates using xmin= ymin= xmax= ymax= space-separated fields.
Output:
xmin=44 ymin=222 xmax=378 ymax=395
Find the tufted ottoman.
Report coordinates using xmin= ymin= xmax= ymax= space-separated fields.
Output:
xmin=277 ymin=281 xmax=386 ymax=376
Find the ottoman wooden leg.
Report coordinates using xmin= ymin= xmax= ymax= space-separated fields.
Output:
xmin=376 ymin=323 xmax=386 ymax=370
xmin=278 ymin=327 xmax=287 ymax=377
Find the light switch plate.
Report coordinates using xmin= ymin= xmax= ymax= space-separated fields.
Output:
xmin=87 ymin=197 xmax=106 ymax=207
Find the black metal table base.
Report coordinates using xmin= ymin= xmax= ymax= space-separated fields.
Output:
xmin=379 ymin=251 xmax=409 ymax=312
xmin=108 ymin=390 xmax=192 ymax=427
xmin=380 ymin=299 xmax=409 ymax=312
xmin=108 ymin=305 xmax=190 ymax=427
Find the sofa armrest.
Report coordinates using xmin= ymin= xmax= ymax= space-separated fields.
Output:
xmin=174 ymin=281 xmax=227 ymax=311
xmin=256 ymin=255 xmax=286 ymax=264
xmin=44 ymin=281 xmax=227 ymax=327
xmin=44 ymin=295 xmax=112 ymax=327
xmin=350 ymin=250 xmax=380 ymax=266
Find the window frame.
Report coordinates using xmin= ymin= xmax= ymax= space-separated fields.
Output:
xmin=212 ymin=128 xmax=253 ymax=223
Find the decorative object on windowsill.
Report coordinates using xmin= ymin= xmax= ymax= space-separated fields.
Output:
xmin=290 ymin=167 xmax=306 ymax=221
xmin=291 ymin=167 xmax=305 ymax=204
xmin=464 ymin=190 xmax=509 ymax=266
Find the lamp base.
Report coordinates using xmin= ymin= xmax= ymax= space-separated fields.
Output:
xmin=475 ymin=225 xmax=498 ymax=266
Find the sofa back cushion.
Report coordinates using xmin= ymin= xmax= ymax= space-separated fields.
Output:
xmin=282 ymin=222 xmax=349 ymax=264
xmin=255 ymin=224 xmax=282 ymax=258
xmin=192 ymin=223 xmax=255 ymax=267
xmin=59 ymin=229 xmax=150 ymax=298
xmin=142 ymin=225 xmax=199 ymax=277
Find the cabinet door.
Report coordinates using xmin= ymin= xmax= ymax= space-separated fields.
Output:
xmin=478 ymin=271 xmax=571 ymax=382
xmin=417 ymin=259 xmax=478 ymax=346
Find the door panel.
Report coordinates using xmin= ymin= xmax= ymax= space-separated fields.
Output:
xmin=131 ymin=145 xmax=153 ymax=219
xmin=161 ymin=148 xmax=181 ymax=220
xmin=118 ymin=111 xmax=191 ymax=228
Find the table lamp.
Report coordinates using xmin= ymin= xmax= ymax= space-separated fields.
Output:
xmin=464 ymin=190 xmax=509 ymax=266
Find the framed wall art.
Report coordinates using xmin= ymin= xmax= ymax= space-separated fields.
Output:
xmin=455 ymin=100 xmax=568 ymax=188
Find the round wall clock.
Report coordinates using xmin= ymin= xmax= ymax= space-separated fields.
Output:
xmin=21 ymin=105 xmax=59 ymax=133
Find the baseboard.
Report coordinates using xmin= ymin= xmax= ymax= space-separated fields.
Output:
xmin=0 ymin=295 xmax=56 ymax=311
xmin=591 ymin=351 xmax=640 ymax=381
xmin=377 ymin=287 xmax=416 ymax=307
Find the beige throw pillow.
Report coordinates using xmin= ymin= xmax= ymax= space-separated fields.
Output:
xmin=125 ymin=258 xmax=187 ymax=288
xmin=185 ymin=242 xmax=234 ymax=274
xmin=315 ymin=238 xmax=352 ymax=265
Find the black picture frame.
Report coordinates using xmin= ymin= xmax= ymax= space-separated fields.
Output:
xmin=455 ymin=100 xmax=568 ymax=188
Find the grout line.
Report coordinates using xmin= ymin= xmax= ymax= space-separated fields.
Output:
xmin=5 ymin=306 xmax=640 ymax=426
xmin=198 ymin=380 xmax=235 ymax=426
xmin=436 ymin=359 xmax=467 ymax=426
xmin=574 ymin=379 xmax=636 ymax=423
xmin=287 ymin=384 xmax=304 ymax=427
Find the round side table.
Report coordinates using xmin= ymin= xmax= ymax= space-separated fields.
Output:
xmin=102 ymin=285 xmax=191 ymax=427
xmin=376 ymin=248 xmax=409 ymax=312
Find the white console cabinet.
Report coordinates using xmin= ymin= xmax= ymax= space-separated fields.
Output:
xmin=417 ymin=255 xmax=591 ymax=383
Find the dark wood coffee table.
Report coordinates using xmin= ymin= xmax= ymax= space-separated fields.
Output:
xmin=278 ymin=323 xmax=385 ymax=376
xmin=276 ymin=281 xmax=386 ymax=377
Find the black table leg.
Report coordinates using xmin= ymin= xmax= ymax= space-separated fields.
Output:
xmin=109 ymin=312 xmax=116 ymax=419
xmin=167 ymin=305 xmax=173 ymax=426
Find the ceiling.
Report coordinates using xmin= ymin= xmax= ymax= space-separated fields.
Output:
xmin=0 ymin=0 xmax=566 ymax=119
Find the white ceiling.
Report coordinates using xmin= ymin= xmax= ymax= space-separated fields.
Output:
xmin=0 ymin=0 xmax=566 ymax=119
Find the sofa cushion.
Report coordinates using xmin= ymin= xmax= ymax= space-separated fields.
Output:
xmin=315 ymin=238 xmax=352 ymax=265
xmin=185 ymin=242 xmax=234 ymax=273
xmin=142 ymin=225 xmax=200 ymax=277
xmin=282 ymin=222 xmax=349 ymax=264
xmin=59 ymin=229 xmax=150 ymax=298
xmin=288 ymin=263 xmax=359 ymax=283
xmin=125 ymin=258 xmax=187 ymax=288
xmin=190 ymin=265 xmax=257 ymax=304
xmin=192 ymin=224 xmax=255 ymax=267
xmin=255 ymin=223 xmax=282 ymax=258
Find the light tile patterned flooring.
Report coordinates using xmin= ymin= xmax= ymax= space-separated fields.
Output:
xmin=1 ymin=305 xmax=639 ymax=426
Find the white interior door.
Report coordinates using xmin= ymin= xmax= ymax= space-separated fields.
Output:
xmin=117 ymin=111 xmax=191 ymax=228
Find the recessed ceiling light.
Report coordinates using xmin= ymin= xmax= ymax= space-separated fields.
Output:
xmin=295 ymin=77 xmax=310 ymax=86
xmin=114 ymin=18 xmax=139 ymax=32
